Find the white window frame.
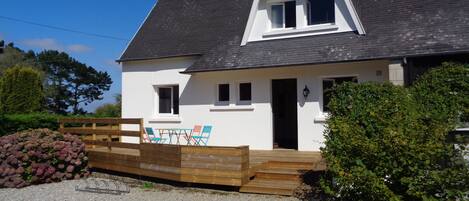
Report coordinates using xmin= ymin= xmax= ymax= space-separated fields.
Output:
xmin=320 ymin=75 xmax=359 ymax=113
xmin=305 ymin=0 xmax=336 ymax=27
xmin=215 ymin=83 xmax=231 ymax=106
xmin=155 ymin=85 xmax=178 ymax=116
xmin=237 ymin=82 xmax=252 ymax=105
xmin=268 ymin=1 xmax=297 ymax=31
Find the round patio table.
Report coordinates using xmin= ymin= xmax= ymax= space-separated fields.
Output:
xmin=158 ymin=128 xmax=193 ymax=145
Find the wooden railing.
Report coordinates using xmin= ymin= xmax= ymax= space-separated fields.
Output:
xmin=58 ymin=118 xmax=144 ymax=150
xmin=58 ymin=118 xmax=250 ymax=186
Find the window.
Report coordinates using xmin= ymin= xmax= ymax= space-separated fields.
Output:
xmin=322 ymin=76 xmax=357 ymax=112
xmin=218 ymin=84 xmax=230 ymax=103
xmin=270 ymin=1 xmax=296 ymax=29
xmin=307 ymin=0 xmax=335 ymax=25
xmin=158 ymin=86 xmax=179 ymax=115
xmin=239 ymin=83 xmax=252 ymax=102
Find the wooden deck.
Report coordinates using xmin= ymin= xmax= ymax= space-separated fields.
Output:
xmin=59 ymin=118 xmax=326 ymax=196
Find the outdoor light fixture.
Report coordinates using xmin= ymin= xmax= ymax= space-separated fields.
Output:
xmin=303 ymin=85 xmax=310 ymax=99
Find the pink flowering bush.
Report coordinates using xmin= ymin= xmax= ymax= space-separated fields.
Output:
xmin=0 ymin=129 xmax=89 ymax=188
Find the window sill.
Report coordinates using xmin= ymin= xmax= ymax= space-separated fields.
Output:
xmin=209 ymin=105 xmax=255 ymax=112
xmin=314 ymin=113 xmax=329 ymax=123
xmin=149 ymin=116 xmax=182 ymax=123
xmin=263 ymin=24 xmax=339 ymax=38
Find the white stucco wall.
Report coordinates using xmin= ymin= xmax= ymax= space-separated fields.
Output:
xmin=122 ymin=58 xmax=389 ymax=151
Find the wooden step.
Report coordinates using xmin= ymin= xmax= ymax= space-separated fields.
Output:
xmin=255 ymin=168 xmax=302 ymax=181
xmin=240 ymin=179 xmax=300 ymax=196
xmin=267 ymin=161 xmax=315 ymax=170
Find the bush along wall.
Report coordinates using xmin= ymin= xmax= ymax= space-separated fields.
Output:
xmin=0 ymin=129 xmax=89 ymax=188
xmin=0 ymin=113 xmax=61 ymax=136
xmin=321 ymin=70 xmax=469 ymax=200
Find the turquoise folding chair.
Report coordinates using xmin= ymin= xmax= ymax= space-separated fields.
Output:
xmin=192 ymin=125 xmax=212 ymax=146
xmin=144 ymin=127 xmax=167 ymax=143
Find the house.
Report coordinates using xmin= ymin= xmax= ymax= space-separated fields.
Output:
xmin=118 ymin=0 xmax=469 ymax=151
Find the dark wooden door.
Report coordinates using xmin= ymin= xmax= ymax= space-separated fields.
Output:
xmin=272 ymin=79 xmax=298 ymax=150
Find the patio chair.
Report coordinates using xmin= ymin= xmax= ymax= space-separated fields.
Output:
xmin=144 ymin=127 xmax=167 ymax=143
xmin=192 ymin=125 xmax=212 ymax=146
xmin=184 ymin=125 xmax=202 ymax=145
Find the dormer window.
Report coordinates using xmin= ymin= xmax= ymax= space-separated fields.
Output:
xmin=270 ymin=1 xmax=296 ymax=29
xmin=306 ymin=0 xmax=335 ymax=25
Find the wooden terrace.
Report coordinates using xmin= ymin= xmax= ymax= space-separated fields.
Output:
xmin=59 ymin=118 xmax=325 ymax=196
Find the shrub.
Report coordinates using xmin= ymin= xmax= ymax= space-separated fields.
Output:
xmin=412 ymin=62 xmax=469 ymax=126
xmin=321 ymin=82 xmax=469 ymax=200
xmin=0 ymin=66 xmax=44 ymax=114
xmin=0 ymin=129 xmax=89 ymax=188
xmin=0 ymin=113 xmax=61 ymax=136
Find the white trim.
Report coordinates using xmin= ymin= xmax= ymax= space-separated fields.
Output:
xmin=154 ymin=85 xmax=179 ymax=116
xmin=343 ymin=0 xmax=366 ymax=35
xmin=263 ymin=24 xmax=338 ymax=37
xmin=149 ymin=116 xmax=182 ymax=123
xmin=268 ymin=2 xmax=287 ymax=30
xmin=241 ymin=0 xmax=260 ymax=46
xmin=118 ymin=1 xmax=158 ymax=60
xmin=209 ymin=105 xmax=255 ymax=112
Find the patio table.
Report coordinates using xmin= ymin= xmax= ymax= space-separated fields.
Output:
xmin=157 ymin=128 xmax=193 ymax=145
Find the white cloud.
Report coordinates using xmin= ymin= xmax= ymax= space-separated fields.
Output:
xmin=67 ymin=44 xmax=92 ymax=53
xmin=21 ymin=38 xmax=63 ymax=51
xmin=20 ymin=38 xmax=92 ymax=54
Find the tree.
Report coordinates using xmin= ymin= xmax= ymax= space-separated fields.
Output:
xmin=94 ymin=94 xmax=121 ymax=117
xmin=37 ymin=50 xmax=112 ymax=114
xmin=0 ymin=43 xmax=39 ymax=76
xmin=0 ymin=66 xmax=44 ymax=114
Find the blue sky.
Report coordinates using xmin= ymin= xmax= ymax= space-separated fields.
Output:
xmin=0 ymin=0 xmax=155 ymax=112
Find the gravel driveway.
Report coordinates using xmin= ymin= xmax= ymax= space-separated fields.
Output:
xmin=0 ymin=179 xmax=299 ymax=201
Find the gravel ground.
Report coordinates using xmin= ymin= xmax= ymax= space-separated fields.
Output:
xmin=0 ymin=178 xmax=299 ymax=201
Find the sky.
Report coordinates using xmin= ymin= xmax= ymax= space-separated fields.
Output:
xmin=0 ymin=0 xmax=156 ymax=112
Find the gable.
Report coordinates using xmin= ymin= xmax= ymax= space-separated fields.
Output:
xmin=241 ymin=0 xmax=365 ymax=45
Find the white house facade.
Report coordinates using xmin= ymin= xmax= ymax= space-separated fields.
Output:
xmin=118 ymin=0 xmax=469 ymax=151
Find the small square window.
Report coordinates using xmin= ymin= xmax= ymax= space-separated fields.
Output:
xmin=218 ymin=84 xmax=230 ymax=102
xmin=307 ymin=0 xmax=335 ymax=25
xmin=239 ymin=83 xmax=252 ymax=101
xmin=322 ymin=76 xmax=357 ymax=112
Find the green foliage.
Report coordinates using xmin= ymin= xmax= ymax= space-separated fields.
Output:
xmin=321 ymin=65 xmax=469 ymax=201
xmin=0 ymin=113 xmax=61 ymax=136
xmin=412 ymin=62 xmax=469 ymax=126
xmin=37 ymin=50 xmax=112 ymax=115
xmin=0 ymin=66 xmax=44 ymax=114
xmin=94 ymin=94 xmax=121 ymax=117
xmin=0 ymin=44 xmax=39 ymax=76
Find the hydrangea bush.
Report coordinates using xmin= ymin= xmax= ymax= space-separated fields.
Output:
xmin=0 ymin=129 xmax=89 ymax=188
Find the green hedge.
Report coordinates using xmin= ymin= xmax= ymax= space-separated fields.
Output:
xmin=321 ymin=63 xmax=469 ymax=200
xmin=0 ymin=113 xmax=61 ymax=136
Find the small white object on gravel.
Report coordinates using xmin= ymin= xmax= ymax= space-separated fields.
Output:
xmin=0 ymin=179 xmax=299 ymax=201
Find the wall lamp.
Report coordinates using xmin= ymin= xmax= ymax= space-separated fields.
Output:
xmin=303 ymin=85 xmax=310 ymax=99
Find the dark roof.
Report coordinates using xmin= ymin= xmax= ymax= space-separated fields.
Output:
xmin=119 ymin=0 xmax=469 ymax=73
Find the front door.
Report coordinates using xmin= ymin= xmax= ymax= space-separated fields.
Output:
xmin=272 ymin=79 xmax=298 ymax=150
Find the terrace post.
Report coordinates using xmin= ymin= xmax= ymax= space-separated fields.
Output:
xmin=139 ymin=118 xmax=144 ymax=144
xmin=92 ymin=123 xmax=97 ymax=149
